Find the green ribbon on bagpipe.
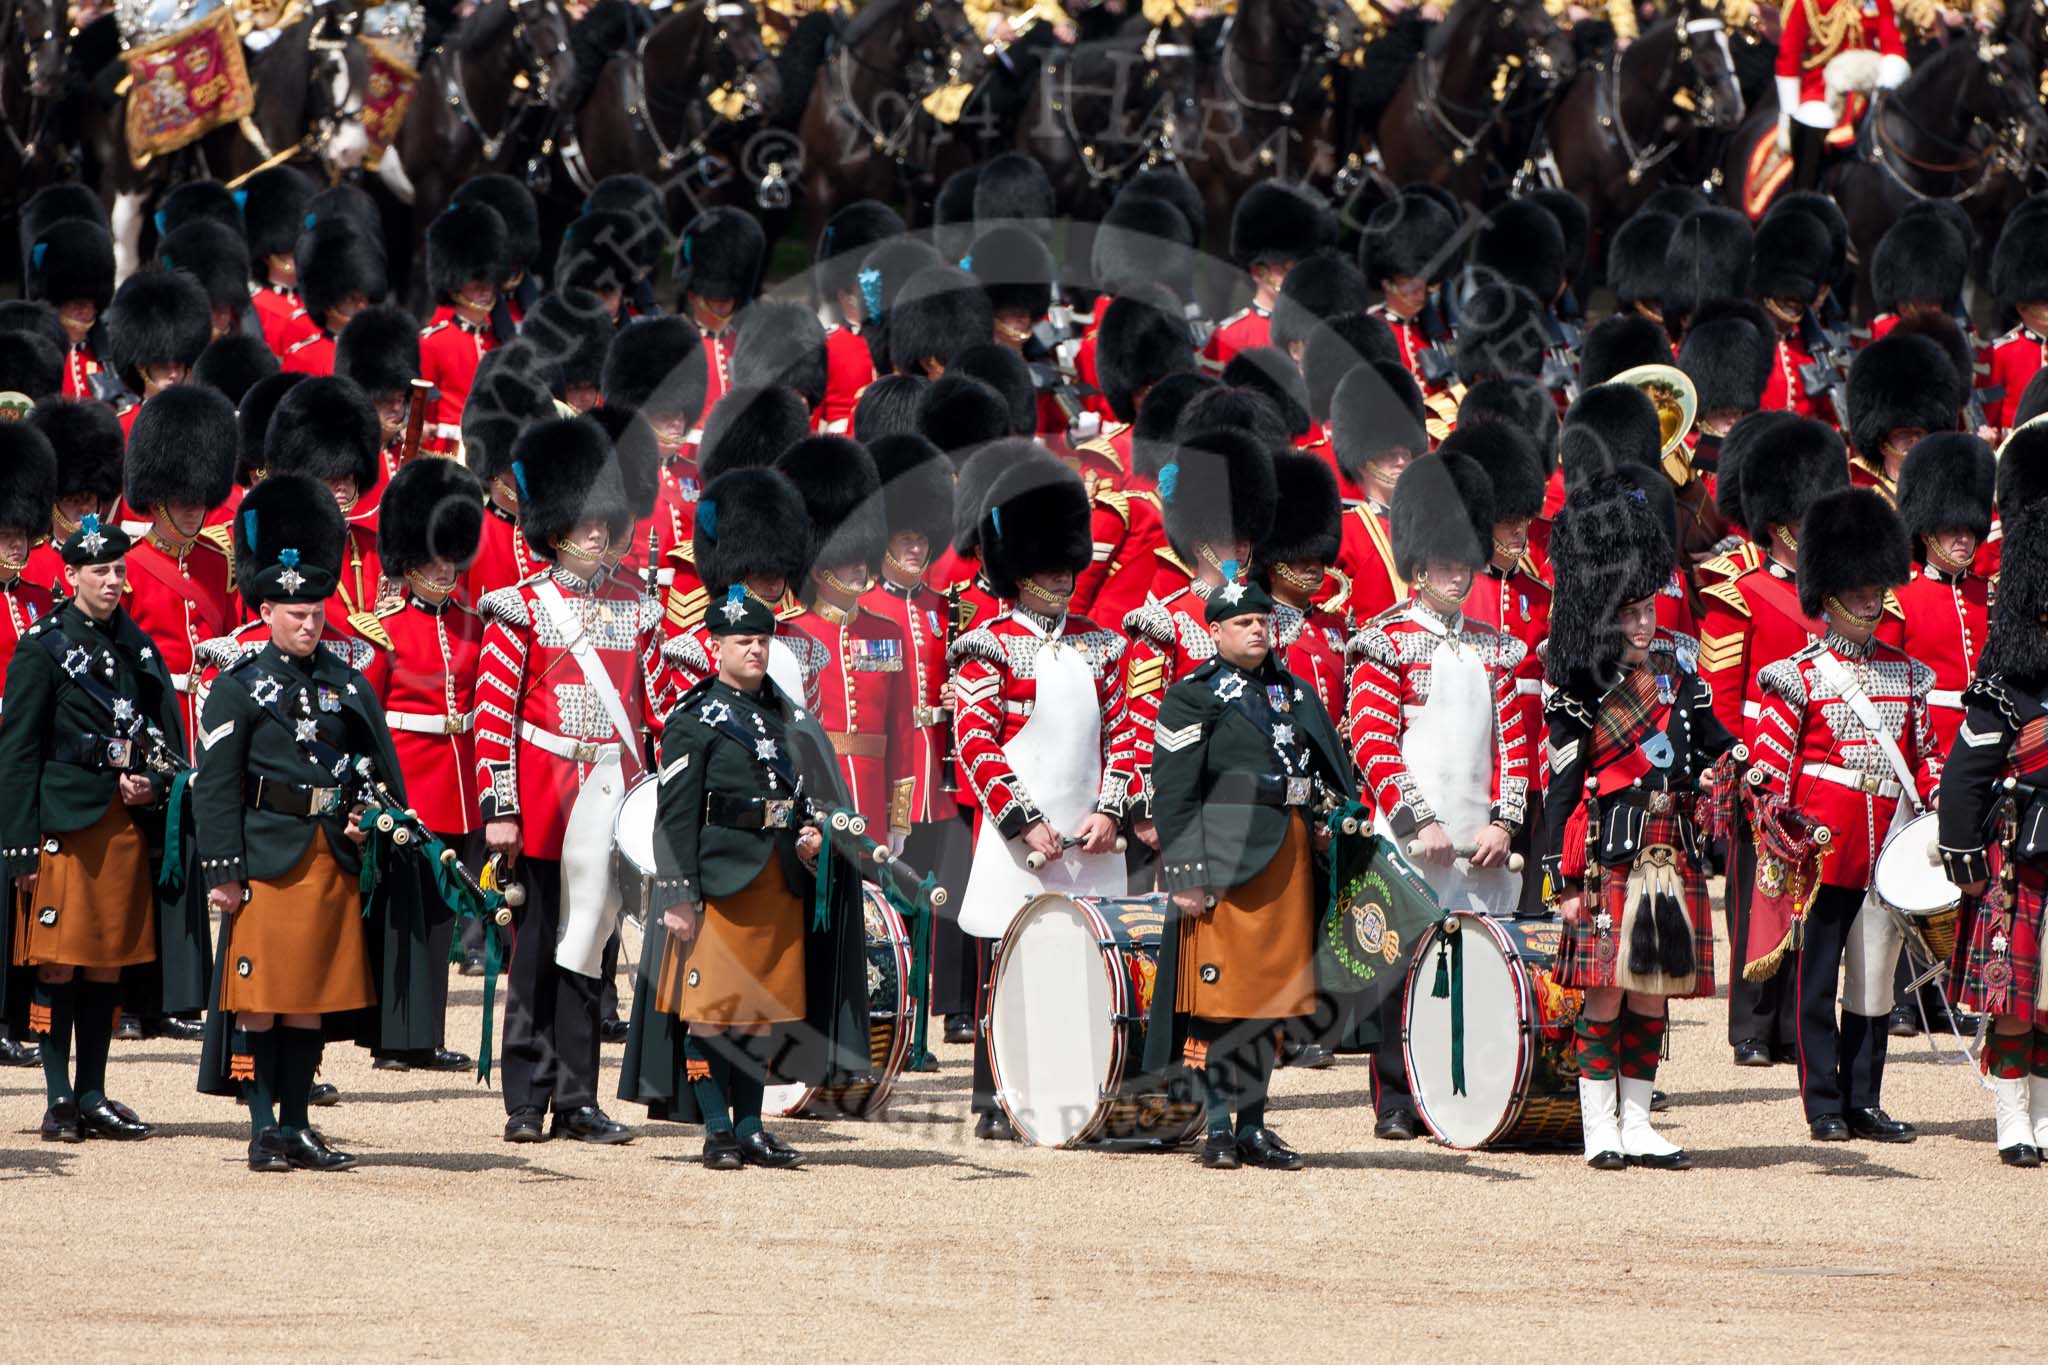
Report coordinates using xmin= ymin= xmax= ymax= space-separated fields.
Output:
xmin=1321 ymin=800 xmax=1373 ymax=925
xmin=884 ymin=870 xmax=941 ymax=1067
xmin=357 ymin=806 xmax=508 ymax=1082
xmin=1430 ymin=916 xmax=1466 ymax=1097
xmin=157 ymin=770 xmax=196 ymax=893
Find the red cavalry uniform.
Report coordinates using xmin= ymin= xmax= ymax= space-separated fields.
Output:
xmin=279 ymin=330 xmax=335 ymax=376
xmin=1696 ymin=560 xmax=1826 ymax=743
xmin=1984 ymin=323 xmax=2045 ymax=435
xmin=785 ymin=598 xmax=917 ymax=836
xmin=948 ymin=607 xmax=1142 ymax=838
xmin=0 ymin=575 xmax=55 ymax=719
xmin=1199 ymin=303 xmax=1270 ymax=374
xmin=251 ymin=286 xmax=307 ymax=358
xmin=1334 ymin=500 xmax=1406 ymax=624
xmin=1777 ymin=0 xmax=1904 ymax=142
xmin=1273 ymin=599 xmax=1348 ymax=720
xmin=375 ymin=592 xmax=486 ymax=836
xmin=463 ymin=503 xmax=543 ymax=606
xmin=1343 ymin=601 xmax=1532 ymax=832
xmin=1749 ymin=631 xmax=1937 ymax=889
xmin=122 ymin=525 xmax=237 ymax=747
xmin=417 ymin=309 xmax=497 ymax=459
xmin=1892 ymin=561 xmax=1989 ymax=754
xmin=472 ymin=566 xmax=666 ymax=861
xmin=1761 ymin=330 xmax=1829 ymax=423
xmin=1120 ymin=580 xmax=1219 ymax=794
xmin=61 ymin=340 xmax=105 ymax=401
xmin=1464 ymin=561 xmax=1553 ymax=743
xmin=818 ymin=323 xmax=875 ymax=435
xmin=861 ymin=575 xmax=955 ymax=828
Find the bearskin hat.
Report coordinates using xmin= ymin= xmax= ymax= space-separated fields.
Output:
xmin=334 ymin=304 xmax=422 ymax=398
xmin=951 ymin=438 xmax=1039 ymax=554
xmin=918 ymin=373 xmax=1010 ymax=458
xmin=1995 ymin=421 xmax=2048 ymax=523
xmin=969 ymin=224 xmax=1054 ymax=320
xmin=1768 ymin=190 xmax=1850 ymax=285
xmin=515 ymin=289 xmax=610 ymax=397
xmin=1712 ymin=408 xmax=1795 ymax=534
xmin=978 ymin=452 xmax=1092 ymax=599
xmin=1848 ymin=332 xmax=1961 ymax=464
xmin=1578 ymin=313 xmax=1674 ymax=389
xmin=295 ymin=220 xmax=387 ymax=326
xmin=1230 ymin=182 xmax=1332 ymax=269
xmin=1607 ymin=210 xmax=1677 ymax=314
xmin=1358 ymin=191 xmax=1456 ymax=285
xmin=1454 ymin=282 xmax=1546 ymax=383
xmin=1796 ymin=487 xmax=1912 ymax=617
xmin=889 ymin=266 xmax=993 ymax=377
xmin=1872 ymin=214 xmax=1967 ymax=316
xmin=1679 ymin=300 xmax=1773 ymax=417
xmin=157 ymin=180 xmax=238 ymax=238
xmin=695 ymin=466 xmax=813 ymax=592
xmin=556 ymin=210 xmax=640 ymax=295
xmin=950 ymin=344 xmax=1037 ymax=437
xmin=26 ymin=221 xmax=114 ymax=312
xmin=1472 ymin=197 xmax=1566 ymax=304
xmin=1661 ymin=208 xmax=1753 ymax=332
xmin=1390 ymin=451 xmax=1494 ymax=578
xmin=1441 ymin=420 xmax=1545 ymax=520
xmin=1888 ymin=310 xmax=1975 ymax=414
xmin=513 ymin=415 xmax=632 ymax=560
xmin=600 ymin=315 xmax=706 ymax=420
xmin=1092 ymin=193 xmax=1196 ymax=300
xmin=777 ymin=435 xmax=886 ymax=572
xmin=105 ymin=270 xmax=211 ymax=391
xmin=583 ymin=173 xmax=668 ymax=271
xmin=238 ymin=166 xmax=317 ymax=273
xmin=1545 ymin=472 xmax=1675 ymax=687
xmin=0 ymin=300 xmax=67 ymax=356
xmin=1222 ymin=348 xmax=1311 ymax=437
xmin=676 ymin=206 xmax=765 ymax=301
xmin=1977 ymin=500 xmax=2048 ymax=685
xmin=1271 ymin=254 xmax=1369 ymax=355
xmin=860 ymin=238 xmax=945 ymax=332
xmin=815 ymin=199 xmax=906 ymax=300
xmin=378 ymin=456 xmax=485 ymax=578
xmin=1742 ymin=414 xmax=1849 ymax=535
xmin=852 ymin=374 xmax=928 ymax=442
xmin=236 ymin=372 xmax=306 ymax=484
xmin=22 ymin=183 xmax=103 ymax=243
xmin=1176 ymin=387 xmax=1288 ymax=446
xmin=1559 ymin=383 xmax=1660 ymax=491
xmin=1457 ymin=377 xmax=1560 ymax=474
xmin=1133 ymin=372 xmax=1218 ymax=479
xmin=1303 ymin=312 xmax=1400 ymax=422
xmin=0 ymin=421 xmax=55 ymax=535
xmin=731 ymin=300 xmax=829 ymax=411
xmin=700 ymin=386 xmax=811 ymax=484
xmin=29 ymin=397 xmax=122 ymax=502
xmin=452 ymin=174 xmax=541 ymax=274
xmin=265 ymin=375 xmax=381 ymax=491
xmin=1993 ymin=212 xmax=2048 ymax=313
xmin=1111 ymin=167 xmax=1201 ymax=240
xmin=1751 ymin=209 xmax=1833 ymax=305
xmin=933 ymin=167 xmax=979 ymax=263
xmin=1160 ymin=426 xmax=1278 ymax=559
xmin=1095 ymin=289 xmax=1195 ymax=423
xmin=126 ymin=384 xmax=237 ymax=510
xmin=1529 ymin=187 xmax=1590 ymax=290
xmin=462 ymin=340 xmax=560 ymax=485
xmin=427 ymin=201 xmax=510 ymax=301
xmin=159 ymin=219 xmax=250 ymax=318
xmin=871 ymin=432 xmax=953 ymax=550
xmin=0 ymin=331 xmax=61 ymax=402
xmin=972 ymin=153 xmax=1056 ymax=228
xmin=191 ymin=332 xmax=276 ymax=406
xmin=303 ymin=183 xmax=381 ymax=237
xmin=1330 ymin=361 xmax=1427 ymax=485
xmin=1896 ymin=431 xmax=1994 ymax=556
xmin=592 ymin=406 xmax=661 ymax=520
xmin=234 ymin=472 xmax=347 ymax=608
xmin=1253 ymin=450 xmax=1342 ymax=573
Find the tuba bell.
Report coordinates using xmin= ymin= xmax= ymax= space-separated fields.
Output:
xmin=1607 ymin=363 xmax=1698 ymax=487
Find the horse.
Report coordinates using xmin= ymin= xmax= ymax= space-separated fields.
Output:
xmin=0 ymin=0 xmax=70 ymax=211
xmin=551 ymin=0 xmax=782 ymax=229
xmin=379 ymin=0 xmax=574 ymax=263
xmin=85 ymin=8 xmax=370 ymax=278
xmin=789 ymin=0 xmax=991 ymax=237
xmin=1530 ymin=0 xmax=1744 ymax=247
xmin=1011 ymin=22 xmax=1170 ymax=222
xmin=1722 ymin=37 xmax=2048 ymax=318
xmin=1371 ymin=0 xmax=1575 ymax=208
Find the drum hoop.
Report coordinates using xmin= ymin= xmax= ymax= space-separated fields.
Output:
xmin=1402 ymin=911 xmax=1543 ymax=1150
xmin=1874 ymin=811 xmax=1960 ymax=919
xmin=987 ymin=893 xmax=1128 ymax=1148
xmin=771 ymin=885 xmax=912 ymax=1119
xmin=610 ymin=774 xmax=662 ymax=880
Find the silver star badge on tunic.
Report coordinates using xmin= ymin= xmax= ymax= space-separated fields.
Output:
xmin=1271 ymin=722 xmax=1294 ymax=747
xmin=1993 ymin=932 xmax=2009 ymax=954
xmin=1213 ymin=672 xmax=1246 ymax=701
xmin=755 ymin=738 xmax=778 ymax=762
xmin=61 ymin=646 xmax=88 ymax=678
xmin=345 ymin=683 xmax=358 ymax=696
xmin=112 ymin=698 xmax=135 ymax=724
xmin=139 ymin=647 xmax=153 ymax=663
xmin=278 ymin=567 xmax=305 ymax=594
xmin=295 ymin=718 xmax=318 ymax=744
xmin=699 ymin=699 xmax=731 ymax=724
xmin=1595 ymin=910 xmax=1613 ymax=933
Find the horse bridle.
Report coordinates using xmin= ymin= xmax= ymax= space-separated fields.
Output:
xmin=0 ymin=0 xmax=63 ymax=161
xmin=620 ymin=1 xmax=771 ymax=176
xmin=444 ymin=0 xmax=567 ymax=161
xmin=1602 ymin=15 xmax=1733 ymax=187
xmin=830 ymin=1 xmax=982 ymax=167
xmin=1869 ymin=43 xmax=2038 ymax=203
xmin=1413 ymin=3 xmax=1564 ymax=165
xmin=1217 ymin=0 xmax=1353 ymax=119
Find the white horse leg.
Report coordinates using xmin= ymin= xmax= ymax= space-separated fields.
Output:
xmin=378 ymin=145 xmax=415 ymax=204
xmin=110 ymin=190 xmax=148 ymax=282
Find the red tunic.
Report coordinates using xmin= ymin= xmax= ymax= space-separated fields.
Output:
xmin=280 ymin=330 xmax=335 ymax=376
xmin=418 ymin=308 xmax=497 ymax=458
xmin=193 ymin=620 xmax=388 ymax=715
xmin=1761 ymin=331 xmax=1829 ymax=424
xmin=785 ymin=599 xmax=917 ymax=835
xmin=0 ymin=576 xmax=55 ymax=720
xmin=685 ymin=325 xmax=738 ymax=458
xmin=251 ymin=285 xmax=307 ymax=359
xmin=657 ymin=612 xmax=827 ymax=718
xmin=1120 ymin=581 xmax=1218 ymax=796
xmin=1273 ymin=599 xmax=1348 ymax=720
xmin=1892 ymin=562 xmax=1988 ymax=754
xmin=860 ymin=577 xmax=953 ymax=826
xmin=376 ymin=594 xmax=485 ymax=835
xmin=1776 ymin=0 xmax=1903 ymax=130
xmin=1199 ymin=303 xmax=1270 ymax=374
xmin=122 ymin=527 xmax=237 ymax=749
xmin=60 ymin=340 xmax=103 ymax=401
xmin=323 ymin=516 xmax=389 ymax=649
xmin=1984 ymin=324 xmax=2045 ymax=436
xmin=818 ymin=323 xmax=874 ymax=435
xmin=463 ymin=503 xmax=542 ymax=605
xmin=1464 ymin=562 xmax=1553 ymax=747
xmin=1333 ymin=501 xmax=1405 ymax=625
xmin=1696 ymin=559 xmax=1825 ymax=745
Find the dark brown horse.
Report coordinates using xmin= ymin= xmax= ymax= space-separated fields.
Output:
xmin=1533 ymin=0 xmax=1744 ymax=247
xmin=1372 ymin=0 xmax=1574 ymax=206
xmin=0 ymin=0 xmax=69 ymax=209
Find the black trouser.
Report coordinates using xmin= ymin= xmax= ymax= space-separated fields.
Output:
xmin=1790 ymin=119 xmax=1828 ymax=195
xmin=906 ymin=813 xmax=974 ymax=1018
xmin=971 ymin=935 xmax=998 ymax=1113
xmin=1794 ymin=883 xmax=1889 ymax=1121
xmin=1725 ymin=818 xmax=1800 ymax=1049
xmin=499 ymin=857 xmax=601 ymax=1115
xmin=1370 ymin=987 xmax=1414 ymax=1119
xmin=599 ymin=930 xmax=622 ymax=1025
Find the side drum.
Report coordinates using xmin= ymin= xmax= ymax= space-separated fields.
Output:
xmin=763 ymin=887 xmax=915 ymax=1119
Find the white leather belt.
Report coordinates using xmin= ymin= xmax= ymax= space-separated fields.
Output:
xmin=170 ymin=673 xmax=192 ymax=693
xmin=913 ymin=704 xmax=950 ymax=728
xmin=1513 ymin=678 xmax=1542 ymax=696
xmin=820 ymin=418 xmax=850 ymax=435
xmin=389 ymin=709 xmax=474 ymax=735
xmin=1742 ymin=699 xmax=1762 ymax=719
xmin=1928 ymin=689 xmax=1964 ymax=710
xmin=427 ymin=421 xmax=463 ymax=440
xmin=518 ymin=721 xmax=622 ymax=764
xmin=1800 ymin=762 xmax=1900 ymax=798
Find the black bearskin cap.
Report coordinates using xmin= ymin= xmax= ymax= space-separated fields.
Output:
xmin=233 ymin=472 xmax=347 ymax=608
xmin=25 ymin=222 xmax=114 ymax=311
xmin=700 ymin=385 xmax=811 ymax=483
xmin=1888 ymin=310 xmax=1975 ymax=414
xmin=1578 ymin=313 xmax=1673 ymax=389
xmin=776 ymin=434 xmax=886 ymax=571
xmin=600 ymin=315 xmax=706 ymax=420
xmin=462 ymin=340 xmax=561 ymax=485
xmin=1769 ymin=191 xmax=1849 ymax=283
xmin=1751 ymin=209 xmax=1833 ymax=304
xmin=1441 ymin=421 xmax=1545 ymax=520
xmin=1454 ymin=282 xmax=1546 ymax=382
xmin=239 ymin=166 xmax=318 ymax=270
xmin=951 ymin=438 xmax=1041 ymax=555
xmin=1221 ymin=347 xmax=1310 ymax=436
xmin=871 ymin=432 xmax=953 ymax=550
xmin=972 ymin=153 xmax=1056 ymax=229
xmin=0 ymin=331 xmax=61 ymax=401
xmin=1872 ymin=213 xmax=1967 ymax=314
xmin=888 ymin=266 xmax=993 ymax=376
xmin=695 ymin=466 xmax=813 ymax=591
xmin=334 ymin=304 xmax=422 ymax=397
xmin=815 ymin=199 xmax=905 ymax=299
xmin=452 ymin=174 xmax=541 ymax=272
xmin=1096 ymin=288 xmax=1195 ymax=423
xmin=1679 ymin=300 xmax=1773 ymax=416
xmin=1270 ymin=254 xmax=1369 ymax=354
xmin=731 ymin=300 xmax=830 ymax=411
xmin=1545 ymin=472 xmax=1675 ymax=687
xmin=192 ymin=332 xmax=278 ymax=406
xmin=235 ymin=372 xmax=306 ymax=484
xmin=157 ymin=180 xmax=238 ymax=236
xmin=918 ymin=374 xmax=1010 ymax=459
xmin=1133 ymin=372 xmax=1219 ymax=480
xmin=159 ymin=219 xmax=251 ymax=315
xmin=1253 ymin=451 xmax=1342 ymax=572
xmin=427 ymin=201 xmax=510 ymax=300
xmin=1160 ymin=426 xmax=1277 ymax=558
xmin=1230 ymin=182 xmax=1333 ymax=269
xmin=1092 ymin=193 xmax=1196 ymax=300
xmin=1457 ymin=377 xmax=1559 ymax=474
xmin=1303 ymin=312 xmax=1399 ymax=422
xmin=555 ymin=210 xmax=641 ymax=295
xmin=0 ymin=300 xmax=68 ymax=356
xmin=950 ymin=344 xmax=1037 ymax=438
xmin=29 ymin=397 xmax=123 ymax=502
xmin=1330 ymin=361 xmax=1427 ymax=484
xmin=295 ymin=220 xmax=387 ymax=326
xmin=0 ymin=421 xmax=55 ymax=534
xmin=520 ymin=289 xmax=613 ymax=393
xmin=105 ymin=270 xmax=211 ymax=391
xmin=1472 ymin=197 xmax=1566 ymax=304
xmin=1390 ymin=451 xmax=1494 ymax=578
xmin=1739 ymin=413 xmax=1847 ymax=535
xmin=852 ymin=374 xmax=928 ymax=442
xmin=265 ymin=374 xmax=382 ymax=490
xmin=378 ymin=456 xmax=485 ymax=577
xmin=583 ymin=173 xmax=668 ymax=270
xmin=969 ymin=223 xmax=1054 ymax=320
xmin=125 ymin=384 xmax=236 ymax=509
xmin=513 ymin=415 xmax=633 ymax=560
xmin=979 ymin=452 xmax=1092 ymax=599
xmin=1359 ymin=192 xmax=1456 ymax=284
xmin=1661 ymin=208 xmax=1752 ymax=332
xmin=1848 ymin=332 xmax=1961 ymax=463
xmin=1607 ymin=210 xmax=1676 ymax=312
xmin=1119 ymin=167 xmax=1206 ymax=243
xmin=676 ymin=206 xmax=765 ymax=300
xmin=1559 ymin=383 xmax=1660 ymax=491
xmin=1797 ymin=487 xmax=1912 ymax=618
xmin=1897 ymin=432 xmax=1994 ymax=555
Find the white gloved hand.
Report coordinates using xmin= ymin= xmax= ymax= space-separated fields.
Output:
xmin=1776 ymin=113 xmax=1793 ymax=156
xmin=1877 ymin=53 xmax=1911 ymax=88
xmin=1774 ymin=73 xmax=1803 ymax=155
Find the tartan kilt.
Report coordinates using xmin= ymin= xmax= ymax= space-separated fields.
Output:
xmin=1557 ymin=816 xmax=1717 ymax=997
xmin=1951 ymin=862 xmax=2048 ymax=1028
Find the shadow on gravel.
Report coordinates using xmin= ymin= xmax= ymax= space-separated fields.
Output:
xmin=1657 ymin=1085 xmax=1797 ymax=1109
xmin=0 ymin=1148 xmax=76 ymax=1179
xmin=361 ymin=1151 xmax=584 ymax=1178
xmin=1689 ymin=1145 xmax=1919 ymax=1178
xmin=1311 ymin=1149 xmax=1536 ymax=1180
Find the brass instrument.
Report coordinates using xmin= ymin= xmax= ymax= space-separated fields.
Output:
xmin=1607 ymin=363 xmax=1698 ymax=488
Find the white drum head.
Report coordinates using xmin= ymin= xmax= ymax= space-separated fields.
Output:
xmin=1874 ymin=811 xmax=1959 ymax=917
xmin=989 ymin=894 xmax=1116 ymax=1146
xmin=1403 ymin=914 xmax=1529 ymax=1150
xmin=612 ymin=777 xmax=661 ymax=880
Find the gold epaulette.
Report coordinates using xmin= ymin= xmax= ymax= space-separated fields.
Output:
xmin=1154 ymin=545 xmax=1194 ymax=577
xmin=195 ymin=522 xmax=237 ymax=588
xmin=1882 ymin=588 xmax=1904 ymax=620
xmin=347 ymin=611 xmax=394 ymax=650
xmin=1095 ymin=488 xmax=1130 ymax=525
xmin=375 ymin=598 xmax=407 ymax=620
xmin=1699 ymin=579 xmax=1750 ymax=617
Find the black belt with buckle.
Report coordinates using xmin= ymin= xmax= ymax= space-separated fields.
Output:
xmin=53 ymin=733 xmax=144 ymax=772
xmin=705 ymin=792 xmax=797 ymax=830
xmin=245 ymin=777 xmax=347 ymax=818
xmin=1205 ymin=772 xmax=1314 ymax=808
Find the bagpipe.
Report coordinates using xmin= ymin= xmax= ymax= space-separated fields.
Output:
xmin=1742 ymin=775 xmax=1833 ymax=983
xmin=1312 ymin=789 xmax=1443 ymax=1017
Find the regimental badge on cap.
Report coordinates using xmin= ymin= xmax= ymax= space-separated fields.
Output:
xmin=277 ymin=547 xmax=305 ymax=595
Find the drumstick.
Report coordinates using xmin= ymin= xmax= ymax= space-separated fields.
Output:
xmin=1405 ymin=840 xmax=1525 ymax=873
xmin=1025 ymin=833 xmax=1128 ymax=870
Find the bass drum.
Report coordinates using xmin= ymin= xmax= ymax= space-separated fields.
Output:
xmin=1402 ymin=912 xmax=1585 ymax=1150
xmin=610 ymin=775 xmax=660 ymax=924
xmin=986 ymin=893 xmax=1204 ymax=1148
xmin=763 ymin=886 xmax=915 ymax=1119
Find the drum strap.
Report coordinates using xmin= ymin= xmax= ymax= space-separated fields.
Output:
xmin=1810 ymin=651 xmax=1923 ymax=815
xmin=533 ymin=580 xmax=644 ymax=782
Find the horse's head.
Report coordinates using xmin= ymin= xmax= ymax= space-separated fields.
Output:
xmin=696 ymin=0 xmax=780 ymax=122
xmin=308 ymin=18 xmax=373 ymax=175
xmin=1282 ymin=0 xmax=1370 ymax=59
xmin=21 ymin=0 xmax=65 ymax=99
xmin=1497 ymin=0 xmax=1574 ymax=85
xmin=907 ymin=0 xmax=991 ymax=100
xmin=1676 ymin=0 xmax=1744 ymax=133
xmin=506 ymin=0 xmax=575 ymax=111
xmin=1967 ymin=36 xmax=2048 ymax=175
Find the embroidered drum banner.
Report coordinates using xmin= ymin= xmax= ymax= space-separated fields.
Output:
xmin=123 ymin=6 xmax=255 ymax=166
xmin=358 ymin=36 xmax=417 ymax=171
